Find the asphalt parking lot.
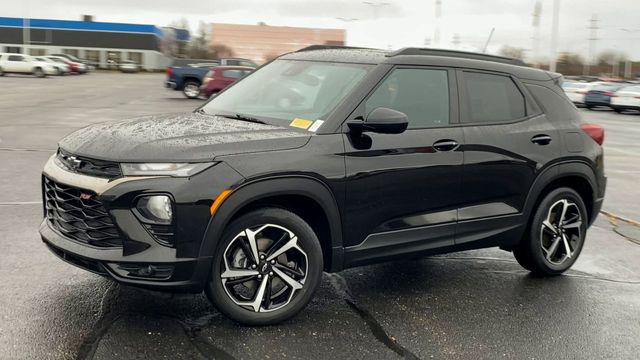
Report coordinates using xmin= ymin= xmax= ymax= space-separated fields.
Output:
xmin=1 ymin=72 xmax=639 ymax=360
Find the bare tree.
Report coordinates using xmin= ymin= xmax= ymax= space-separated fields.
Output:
xmin=556 ymin=52 xmax=584 ymax=75
xmin=161 ymin=18 xmax=190 ymax=58
xmin=189 ymin=21 xmax=212 ymax=59
xmin=597 ymin=50 xmax=627 ymax=66
xmin=211 ymin=44 xmax=235 ymax=58
xmin=499 ymin=45 xmax=525 ymax=60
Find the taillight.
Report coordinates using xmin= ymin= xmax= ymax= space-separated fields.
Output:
xmin=603 ymin=91 xmax=614 ymax=97
xmin=581 ymin=124 xmax=604 ymax=145
xmin=166 ymin=67 xmax=173 ymax=77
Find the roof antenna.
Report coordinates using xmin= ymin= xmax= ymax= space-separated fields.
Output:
xmin=482 ymin=28 xmax=495 ymax=53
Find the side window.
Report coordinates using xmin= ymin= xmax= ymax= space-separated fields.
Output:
xmin=8 ymin=55 xmax=23 ymax=62
xmin=365 ymin=68 xmax=450 ymax=128
xmin=222 ymin=70 xmax=243 ymax=79
xmin=462 ymin=71 xmax=526 ymax=123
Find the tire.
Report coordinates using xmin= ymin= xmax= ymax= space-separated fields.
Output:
xmin=613 ymin=108 xmax=623 ymax=114
xmin=513 ymin=187 xmax=588 ymax=276
xmin=205 ymin=207 xmax=323 ymax=325
xmin=0 ymin=67 xmax=4 ymax=76
xmin=33 ymin=67 xmax=45 ymax=78
xmin=585 ymin=105 xmax=593 ymax=110
xmin=182 ymin=81 xmax=201 ymax=99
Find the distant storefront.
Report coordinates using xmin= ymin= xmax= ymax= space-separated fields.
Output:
xmin=210 ymin=23 xmax=345 ymax=64
xmin=0 ymin=17 xmax=189 ymax=70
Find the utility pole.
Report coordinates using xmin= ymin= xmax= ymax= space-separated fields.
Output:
xmin=452 ymin=33 xmax=460 ymax=49
xmin=549 ymin=0 xmax=560 ymax=72
xmin=532 ymin=1 xmax=542 ymax=67
xmin=434 ymin=0 xmax=442 ymax=47
xmin=584 ymin=14 xmax=599 ymax=76
xmin=362 ymin=1 xmax=390 ymax=20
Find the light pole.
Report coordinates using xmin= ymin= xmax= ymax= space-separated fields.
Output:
xmin=22 ymin=0 xmax=30 ymax=54
xmin=362 ymin=1 xmax=390 ymax=20
xmin=549 ymin=0 xmax=560 ymax=72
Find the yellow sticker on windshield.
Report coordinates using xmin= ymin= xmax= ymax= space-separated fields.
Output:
xmin=290 ymin=118 xmax=313 ymax=130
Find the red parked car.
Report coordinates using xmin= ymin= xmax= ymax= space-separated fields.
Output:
xmin=200 ymin=66 xmax=254 ymax=98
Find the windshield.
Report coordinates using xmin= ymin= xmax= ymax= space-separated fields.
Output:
xmin=201 ymin=59 xmax=373 ymax=126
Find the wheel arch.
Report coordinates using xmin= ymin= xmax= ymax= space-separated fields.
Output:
xmin=523 ymin=161 xmax=597 ymax=228
xmin=200 ymin=176 xmax=344 ymax=272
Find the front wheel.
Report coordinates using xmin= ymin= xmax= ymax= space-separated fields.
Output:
xmin=205 ymin=208 xmax=323 ymax=325
xmin=514 ymin=187 xmax=588 ymax=276
xmin=33 ymin=67 xmax=45 ymax=78
xmin=182 ymin=81 xmax=201 ymax=99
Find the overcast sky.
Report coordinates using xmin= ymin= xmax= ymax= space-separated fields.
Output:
xmin=4 ymin=0 xmax=640 ymax=61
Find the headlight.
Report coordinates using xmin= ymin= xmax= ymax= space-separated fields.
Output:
xmin=121 ymin=162 xmax=215 ymax=177
xmin=136 ymin=195 xmax=173 ymax=224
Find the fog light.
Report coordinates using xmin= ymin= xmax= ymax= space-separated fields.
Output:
xmin=136 ymin=195 xmax=173 ymax=224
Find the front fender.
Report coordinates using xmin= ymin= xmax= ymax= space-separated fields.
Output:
xmin=199 ymin=175 xmax=344 ymax=270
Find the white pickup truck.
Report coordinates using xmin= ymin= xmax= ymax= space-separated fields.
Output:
xmin=0 ymin=53 xmax=58 ymax=77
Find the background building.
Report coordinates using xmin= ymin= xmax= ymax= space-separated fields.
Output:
xmin=209 ymin=23 xmax=345 ymax=64
xmin=0 ymin=16 xmax=190 ymax=70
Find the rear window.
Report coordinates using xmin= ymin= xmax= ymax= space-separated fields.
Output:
xmin=462 ymin=71 xmax=526 ymax=123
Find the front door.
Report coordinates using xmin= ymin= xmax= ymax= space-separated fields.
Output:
xmin=342 ymin=66 xmax=463 ymax=266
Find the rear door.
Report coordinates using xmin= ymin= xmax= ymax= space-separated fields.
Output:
xmin=343 ymin=66 xmax=463 ymax=265
xmin=221 ymin=69 xmax=244 ymax=87
xmin=456 ymin=70 xmax=560 ymax=246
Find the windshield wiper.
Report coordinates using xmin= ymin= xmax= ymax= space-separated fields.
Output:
xmin=214 ymin=113 xmax=267 ymax=124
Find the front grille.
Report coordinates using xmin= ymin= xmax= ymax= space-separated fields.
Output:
xmin=57 ymin=149 xmax=122 ymax=178
xmin=43 ymin=176 xmax=123 ymax=248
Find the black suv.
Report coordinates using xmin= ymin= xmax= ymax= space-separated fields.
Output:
xmin=40 ymin=46 xmax=606 ymax=325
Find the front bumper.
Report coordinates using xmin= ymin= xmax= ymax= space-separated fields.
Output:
xmin=40 ymin=220 xmax=212 ymax=292
xmin=37 ymin=154 xmax=243 ymax=292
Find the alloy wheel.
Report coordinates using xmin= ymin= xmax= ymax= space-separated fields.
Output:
xmin=220 ymin=224 xmax=308 ymax=313
xmin=183 ymin=83 xmax=200 ymax=98
xmin=540 ymin=199 xmax=583 ymax=265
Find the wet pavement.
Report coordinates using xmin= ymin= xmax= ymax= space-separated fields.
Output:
xmin=0 ymin=73 xmax=639 ymax=359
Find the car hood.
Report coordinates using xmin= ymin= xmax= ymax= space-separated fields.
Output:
xmin=58 ymin=112 xmax=311 ymax=162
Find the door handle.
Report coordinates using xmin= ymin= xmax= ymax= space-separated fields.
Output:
xmin=433 ymin=139 xmax=459 ymax=152
xmin=531 ymin=134 xmax=552 ymax=145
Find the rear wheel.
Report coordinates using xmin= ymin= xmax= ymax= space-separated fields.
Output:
xmin=613 ymin=108 xmax=623 ymax=114
xmin=182 ymin=81 xmax=201 ymax=99
xmin=513 ymin=187 xmax=588 ymax=276
xmin=205 ymin=208 xmax=323 ymax=325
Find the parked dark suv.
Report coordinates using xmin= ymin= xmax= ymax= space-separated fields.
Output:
xmin=40 ymin=46 xmax=606 ymax=325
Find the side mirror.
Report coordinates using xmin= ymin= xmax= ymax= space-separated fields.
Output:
xmin=347 ymin=107 xmax=409 ymax=135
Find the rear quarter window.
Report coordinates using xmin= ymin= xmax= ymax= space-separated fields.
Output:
xmin=525 ymin=83 xmax=581 ymax=123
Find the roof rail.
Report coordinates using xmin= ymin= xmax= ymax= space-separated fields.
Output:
xmin=295 ymin=45 xmax=377 ymax=52
xmin=387 ymin=47 xmax=527 ymax=66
